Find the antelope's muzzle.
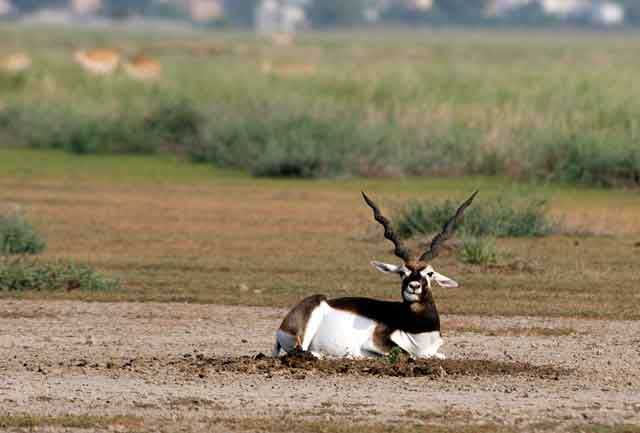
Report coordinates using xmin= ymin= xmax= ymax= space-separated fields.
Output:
xmin=407 ymin=281 xmax=422 ymax=293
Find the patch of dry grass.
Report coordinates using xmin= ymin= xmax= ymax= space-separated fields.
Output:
xmin=0 ymin=414 xmax=143 ymax=430
xmin=448 ymin=325 xmax=578 ymax=337
xmin=573 ymin=425 xmax=640 ymax=433
xmin=206 ymin=416 xmax=516 ymax=433
xmin=1 ymin=149 xmax=639 ymax=319
xmin=404 ymin=407 xmax=475 ymax=422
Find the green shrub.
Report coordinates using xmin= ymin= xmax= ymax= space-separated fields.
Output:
xmin=0 ymin=211 xmax=46 ymax=255
xmin=523 ymin=133 xmax=640 ymax=187
xmin=193 ymin=108 xmax=391 ymax=178
xmin=143 ymin=98 xmax=204 ymax=150
xmin=459 ymin=236 xmax=498 ymax=266
xmin=0 ymin=259 xmax=119 ymax=292
xmin=386 ymin=346 xmax=405 ymax=364
xmin=394 ymin=193 xmax=553 ymax=239
xmin=0 ymin=99 xmax=204 ymax=155
xmin=0 ymin=72 xmax=27 ymax=93
xmin=403 ymin=126 xmax=485 ymax=177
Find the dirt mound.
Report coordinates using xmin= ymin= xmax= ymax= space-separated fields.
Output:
xmin=54 ymin=352 xmax=569 ymax=381
xmin=184 ymin=352 xmax=570 ymax=379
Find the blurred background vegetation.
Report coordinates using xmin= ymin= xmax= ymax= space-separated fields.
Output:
xmin=3 ymin=1 xmax=640 ymax=28
xmin=1 ymin=1 xmax=639 ymax=187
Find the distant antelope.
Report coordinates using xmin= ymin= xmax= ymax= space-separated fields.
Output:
xmin=1 ymin=52 xmax=32 ymax=73
xmin=124 ymin=54 xmax=162 ymax=81
xmin=73 ymin=49 xmax=120 ymax=75
xmin=273 ymin=191 xmax=478 ymax=359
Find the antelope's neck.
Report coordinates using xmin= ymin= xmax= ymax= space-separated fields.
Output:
xmin=408 ymin=299 xmax=440 ymax=332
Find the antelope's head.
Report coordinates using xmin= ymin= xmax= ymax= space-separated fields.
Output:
xmin=362 ymin=191 xmax=477 ymax=304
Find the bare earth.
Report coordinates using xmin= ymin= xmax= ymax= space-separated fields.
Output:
xmin=1 ymin=300 xmax=639 ymax=432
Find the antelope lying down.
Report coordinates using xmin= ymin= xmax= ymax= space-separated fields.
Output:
xmin=273 ymin=191 xmax=477 ymax=360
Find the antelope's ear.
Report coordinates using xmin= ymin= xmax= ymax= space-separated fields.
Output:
xmin=371 ymin=261 xmax=405 ymax=275
xmin=432 ymin=271 xmax=458 ymax=288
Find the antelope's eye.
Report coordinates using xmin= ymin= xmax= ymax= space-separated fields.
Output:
xmin=427 ymin=272 xmax=434 ymax=277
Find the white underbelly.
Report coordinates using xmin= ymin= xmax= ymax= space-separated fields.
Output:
xmin=308 ymin=305 xmax=377 ymax=358
xmin=275 ymin=301 xmax=445 ymax=359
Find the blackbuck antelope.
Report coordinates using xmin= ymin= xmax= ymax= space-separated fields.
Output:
xmin=74 ymin=49 xmax=120 ymax=75
xmin=124 ymin=54 xmax=162 ymax=81
xmin=2 ymin=52 xmax=32 ymax=73
xmin=273 ymin=191 xmax=478 ymax=359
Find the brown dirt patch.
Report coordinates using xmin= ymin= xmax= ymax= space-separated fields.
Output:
xmin=176 ymin=352 xmax=570 ymax=379
xmin=51 ymin=352 xmax=569 ymax=380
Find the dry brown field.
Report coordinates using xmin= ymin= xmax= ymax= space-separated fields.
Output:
xmin=1 ymin=148 xmax=639 ymax=432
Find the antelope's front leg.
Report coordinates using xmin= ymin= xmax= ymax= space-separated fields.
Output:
xmin=361 ymin=324 xmax=396 ymax=357
xmin=360 ymin=337 xmax=390 ymax=357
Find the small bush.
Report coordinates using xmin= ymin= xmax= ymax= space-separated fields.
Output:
xmin=144 ymin=99 xmax=204 ymax=151
xmin=395 ymin=193 xmax=553 ymax=239
xmin=0 ymin=211 xmax=46 ymax=255
xmin=0 ymin=259 xmax=119 ymax=292
xmin=459 ymin=236 xmax=498 ymax=266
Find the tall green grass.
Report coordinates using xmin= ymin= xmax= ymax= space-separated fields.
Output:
xmin=0 ymin=28 xmax=638 ymax=185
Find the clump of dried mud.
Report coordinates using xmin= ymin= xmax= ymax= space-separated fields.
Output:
xmin=183 ymin=352 xmax=570 ymax=379
xmin=54 ymin=352 xmax=569 ymax=382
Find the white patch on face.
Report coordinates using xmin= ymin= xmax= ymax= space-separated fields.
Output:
xmin=402 ymin=291 xmax=421 ymax=303
xmin=407 ymin=281 xmax=422 ymax=293
xmin=421 ymin=265 xmax=458 ymax=288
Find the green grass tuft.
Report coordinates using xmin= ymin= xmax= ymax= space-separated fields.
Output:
xmin=0 ymin=210 xmax=46 ymax=255
xmin=0 ymin=258 xmax=120 ymax=292
xmin=459 ymin=236 xmax=498 ymax=266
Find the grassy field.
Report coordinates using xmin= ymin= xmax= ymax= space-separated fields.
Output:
xmin=1 ymin=27 xmax=640 ymax=184
xmin=2 ymin=148 xmax=639 ymax=319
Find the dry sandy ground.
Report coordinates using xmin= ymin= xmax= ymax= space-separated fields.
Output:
xmin=1 ymin=300 xmax=639 ymax=432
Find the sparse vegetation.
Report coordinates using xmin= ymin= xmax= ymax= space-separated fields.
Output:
xmin=1 ymin=148 xmax=639 ymax=319
xmin=386 ymin=346 xmax=404 ymax=364
xmin=0 ymin=209 xmax=46 ymax=255
xmin=0 ymin=414 xmax=142 ymax=430
xmin=0 ymin=258 xmax=120 ymax=292
xmin=208 ymin=416 xmax=516 ymax=433
xmin=448 ymin=324 xmax=577 ymax=337
xmin=573 ymin=425 xmax=640 ymax=433
xmin=459 ymin=236 xmax=498 ymax=266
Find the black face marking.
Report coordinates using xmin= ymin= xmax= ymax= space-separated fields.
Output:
xmin=398 ymin=266 xmax=436 ymax=306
